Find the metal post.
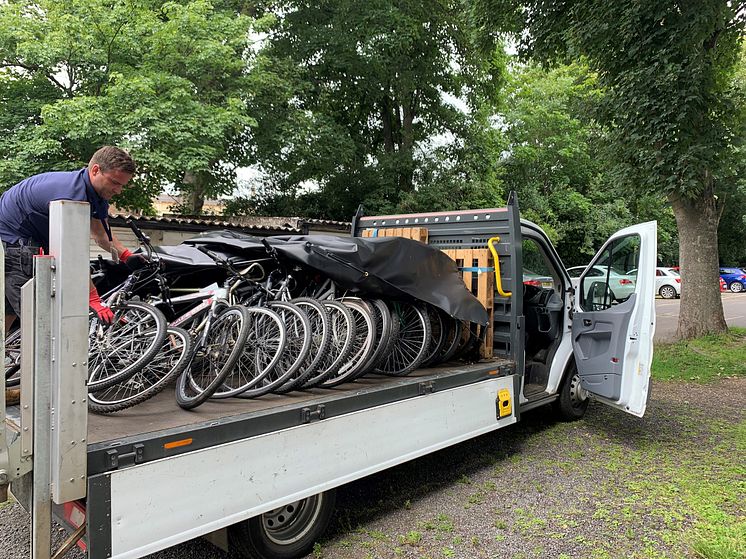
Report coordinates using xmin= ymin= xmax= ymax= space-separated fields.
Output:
xmin=48 ymin=201 xmax=89 ymax=504
xmin=31 ymin=257 xmax=53 ymax=559
xmin=0 ymin=240 xmax=7 ymax=502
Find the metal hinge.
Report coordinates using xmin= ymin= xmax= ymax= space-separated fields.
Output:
xmin=418 ymin=381 xmax=435 ymax=395
xmin=301 ymin=405 xmax=326 ymax=424
xmin=105 ymin=444 xmax=145 ymax=470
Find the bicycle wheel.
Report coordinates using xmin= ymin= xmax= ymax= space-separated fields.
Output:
xmin=87 ymin=301 xmax=168 ymax=391
xmin=88 ymin=327 xmax=192 ymax=414
xmin=274 ymin=298 xmax=331 ymax=394
xmin=320 ymin=299 xmax=376 ymax=388
xmin=438 ymin=317 xmax=463 ymax=363
xmin=4 ymin=328 xmax=22 ymax=388
xmin=355 ymin=298 xmax=399 ymax=378
xmin=421 ymin=306 xmax=448 ymax=367
xmin=176 ymin=305 xmax=251 ymax=409
xmin=211 ymin=306 xmax=287 ymax=399
xmin=301 ymin=300 xmax=356 ymax=388
xmin=375 ymin=301 xmax=431 ymax=376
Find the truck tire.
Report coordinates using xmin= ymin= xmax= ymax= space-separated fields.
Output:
xmin=553 ymin=362 xmax=589 ymax=421
xmin=229 ymin=489 xmax=336 ymax=559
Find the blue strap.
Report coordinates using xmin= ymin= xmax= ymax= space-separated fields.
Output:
xmin=371 ymin=229 xmax=378 ymax=238
xmin=459 ymin=266 xmax=495 ymax=273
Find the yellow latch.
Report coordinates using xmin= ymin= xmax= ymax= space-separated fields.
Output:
xmin=497 ymin=388 xmax=512 ymax=418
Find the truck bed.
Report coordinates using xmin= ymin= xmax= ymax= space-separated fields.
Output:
xmin=7 ymin=359 xmax=515 ymax=477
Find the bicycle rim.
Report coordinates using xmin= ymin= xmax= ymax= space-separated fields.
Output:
xmin=375 ymin=302 xmax=431 ymax=376
xmin=87 ymin=302 xmax=168 ymax=391
xmin=177 ymin=305 xmax=250 ymax=409
xmin=274 ymin=298 xmax=331 ymax=394
xmin=240 ymin=302 xmax=310 ymax=397
xmin=212 ymin=306 xmax=288 ymax=398
xmin=88 ymin=327 xmax=192 ymax=413
xmin=320 ymin=299 xmax=376 ymax=387
xmin=302 ymin=300 xmax=355 ymax=388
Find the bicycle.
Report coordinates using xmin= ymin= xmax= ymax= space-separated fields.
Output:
xmin=170 ymin=248 xmax=286 ymax=407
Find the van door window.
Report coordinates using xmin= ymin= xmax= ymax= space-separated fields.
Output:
xmin=580 ymin=234 xmax=641 ymax=312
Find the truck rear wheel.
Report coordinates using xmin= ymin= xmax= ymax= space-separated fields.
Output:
xmin=229 ymin=489 xmax=336 ymax=559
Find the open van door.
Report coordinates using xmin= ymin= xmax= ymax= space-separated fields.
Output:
xmin=571 ymin=222 xmax=657 ymax=417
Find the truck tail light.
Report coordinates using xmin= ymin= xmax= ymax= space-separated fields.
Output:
xmin=63 ymin=501 xmax=87 ymax=552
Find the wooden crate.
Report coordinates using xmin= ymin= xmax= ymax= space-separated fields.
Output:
xmin=441 ymin=248 xmax=495 ymax=359
xmin=361 ymin=227 xmax=429 ymax=243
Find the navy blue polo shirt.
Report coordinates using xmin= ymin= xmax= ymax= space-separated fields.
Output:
xmin=0 ymin=168 xmax=109 ymax=250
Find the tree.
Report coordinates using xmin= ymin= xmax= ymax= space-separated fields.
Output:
xmin=717 ymin=42 xmax=746 ymax=268
xmin=238 ymin=0 xmax=507 ymax=220
xmin=498 ymin=61 xmax=681 ymax=266
xmin=482 ymin=0 xmax=746 ymax=338
xmin=0 ymin=0 xmax=255 ymax=213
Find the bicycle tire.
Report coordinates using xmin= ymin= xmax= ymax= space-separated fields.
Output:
xmin=274 ymin=297 xmax=331 ymax=394
xmin=211 ymin=306 xmax=287 ymax=398
xmin=375 ymin=301 xmax=431 ymax=376
xmin=4 ymin=328 xmax=22 ymax=388
xmin=421 ymin=305 xmax=448 ymax=367
xmin=320 ymin=299 xmax=377 ymax=387
xmin=355 ymin=298 xmax=399 ymax=378
xmin=87 ymin=301 xmax=168 ymax=391
xmin=88 ymin=327 xmax=192 ymax=414
xmin=242 ymin=301 xmax=310 ymax=396
xmin=438 ymin=317 xmax=463 ymax=363
xmin=301 ymin=300 xmax=356 ymax=388
xmin=176 ymin=305 xmax=251 ymax=409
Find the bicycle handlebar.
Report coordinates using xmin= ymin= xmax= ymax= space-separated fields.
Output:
xmin=126 ymin=219 xmax=155 ymax=263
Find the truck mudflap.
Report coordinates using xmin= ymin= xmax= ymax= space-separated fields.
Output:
xmin=86 ymin=373 xmax=519 ymax=559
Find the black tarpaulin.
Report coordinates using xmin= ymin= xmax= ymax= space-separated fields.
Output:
xmin=182 ymin=231 xmax=489 ymax=325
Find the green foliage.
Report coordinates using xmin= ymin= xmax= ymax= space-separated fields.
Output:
xmin=0 ymin=0 xmax=255 ymax=212
xmin=240 ymin=0 xmax=508 ymax=220
xmin=509 ymin=1 xmax=746 ymax=199
xmin=651 ymin=327 xmax=746 ymax=383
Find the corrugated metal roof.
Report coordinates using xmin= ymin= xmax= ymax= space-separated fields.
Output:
xmin=108 ymin=214 xmax=300 ymax=233
xmin=108 ymin=213 xmax=350 ymax=233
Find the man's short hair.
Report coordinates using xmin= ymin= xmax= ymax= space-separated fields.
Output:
xmin=89 ymin=146 xmax=136 ymax=175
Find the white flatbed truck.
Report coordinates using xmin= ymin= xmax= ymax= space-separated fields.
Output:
xmin=1 ymin=195 xmax=657 ymax=559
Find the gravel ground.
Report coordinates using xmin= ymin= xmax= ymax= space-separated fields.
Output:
xmin=1 ymin=377 xmax=744 ymax=559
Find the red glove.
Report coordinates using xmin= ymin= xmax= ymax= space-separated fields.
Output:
xmin=89 ymin=287 xmax=114 ymax=324
xmin=119 ymin=249 xmax=146 ymax=270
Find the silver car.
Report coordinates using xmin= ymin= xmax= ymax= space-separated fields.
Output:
xmin=567 ymin=265 xmax=637 ymax=301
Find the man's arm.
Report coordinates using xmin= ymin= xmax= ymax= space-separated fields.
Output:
xmin=90 ymin=218 xmax=128 ymax=257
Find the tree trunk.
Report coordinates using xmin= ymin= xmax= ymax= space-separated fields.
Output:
xmin=669 ymin=190 xmax=727 ymax=339
xmin=380 ymin=97 xmax=395 ymax=154
xmin=183 ymin=171 xmax=207 ymax=214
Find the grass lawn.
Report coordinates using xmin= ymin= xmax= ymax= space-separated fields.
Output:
xmin=652 ymin=327 xmax=746 ymax=382
xmin=649 ymin=327 xmax=745 ymax=559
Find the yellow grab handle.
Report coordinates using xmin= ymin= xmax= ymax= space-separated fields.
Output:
xmin=488 ymin=236 xmax=512 ymax=297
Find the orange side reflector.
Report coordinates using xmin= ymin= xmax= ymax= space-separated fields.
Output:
xmin=488 ymin=370 xmax=499 ymax=376
xmin=164 ymin=438 xmax=193 ymax=450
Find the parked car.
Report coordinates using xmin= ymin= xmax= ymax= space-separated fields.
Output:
xmin=629 ymin=267 xmax=681 ymax=299
xmin=719 ymin=267 xmax=746 ymax=293
xmin=523 ymin=268 xmax=554 ymax=288
xmin=720 ymin=276 xmax=727 ymax=292
xmin=567 ymin=265 xmax=636 ymax=301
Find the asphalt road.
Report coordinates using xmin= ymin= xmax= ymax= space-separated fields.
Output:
xmin=654 ymin=291 xmax=746 ymax=341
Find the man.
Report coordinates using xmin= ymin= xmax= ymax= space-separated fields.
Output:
xmin=1 ymin=146 xmax=141 ymax=405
